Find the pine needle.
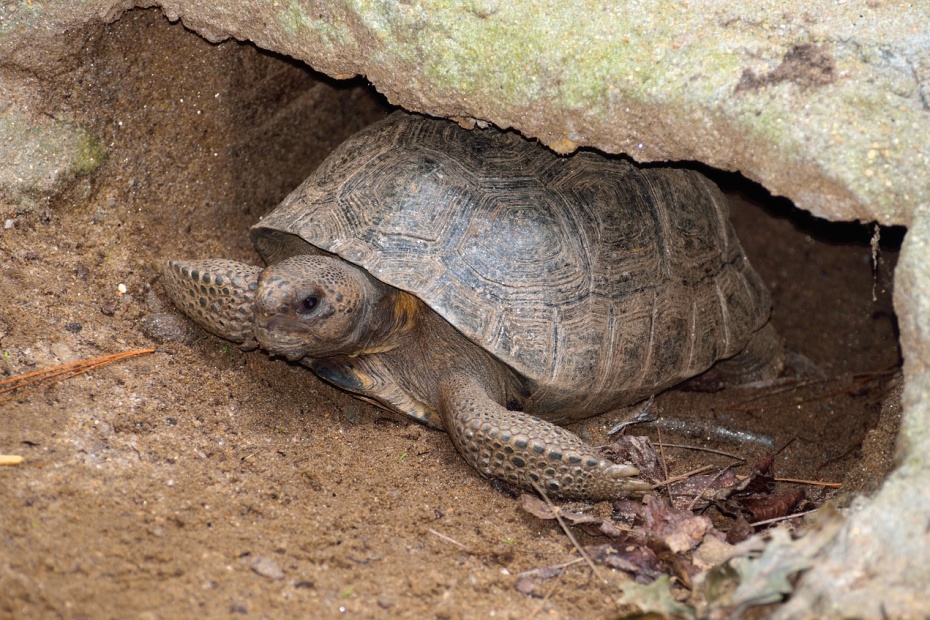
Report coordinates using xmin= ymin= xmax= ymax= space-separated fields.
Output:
xmin=0 ymin=348 xmax=156 ymax=403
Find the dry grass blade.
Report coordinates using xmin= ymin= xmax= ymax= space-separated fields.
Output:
xmin=428 ymin=528 xmax=469 ymax=550
xmin=529 ymin=481 xmax=602 ymax=580
xmin=0 ymin=348 xmax=156 ymax=403
xmin=727 ymin=367 xmax=899 ymax=413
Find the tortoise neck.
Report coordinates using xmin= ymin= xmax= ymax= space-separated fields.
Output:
xmin=351 ymin=288 xmax=424 ymax=356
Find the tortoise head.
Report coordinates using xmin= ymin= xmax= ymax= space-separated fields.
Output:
xmin=254 ymin=255 xmax=412 ymax=361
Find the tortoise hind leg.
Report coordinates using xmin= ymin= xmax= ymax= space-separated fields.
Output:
xmin=715 ymin=322 xmax=785 ymax=384
xmin=439 ymin=374 xmax=651 ymax=501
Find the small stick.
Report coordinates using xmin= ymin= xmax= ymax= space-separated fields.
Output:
xmin=774 ymin=477 xmax=842 ymax=488
xmin=750 ymin=507 xmax=821 ymax=527
xmin=656 ymin=425 xmax=671 ymax=499
xmin=530 ymin=482 xmax=602 ymax=580
xmin=652 ymin=464 xmax=715 ymax=487
xmin=517 ymin=557 xmax=585 ymax=579
xmin=727 ymin=367 xmax=898 ymax=413
xmin=654 ymin=441 xmax=747 ymax=462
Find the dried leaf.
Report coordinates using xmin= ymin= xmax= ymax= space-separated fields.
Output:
xmin=703 ymin=514 xmax=844 ymax=616
xmin=752 ymin=454 xmax=775 ymax=476
xmin=739 ymin=489 xmax=805 ymax=522
xmin=587 ymin=541 xmax=663 ymax=582
xmin=611 ymin=498 xmax=646 ymax=528
xmin=605 ymin=435 xmax=664 ymax=484
xmin=643 ymin=495 xmax=717 ymax=554
xmin=616 ymin=574 xmax=696 ymax=619
xmin=519 ymin=494 xmax=557 ymax=519
xmin=663 ymin=515 xmax=715 ymax=554
xmin=737 ymin=455 xmax=777 ymax=495
xmin=725 ymin=513 xmax=753 ymax=545
xmin=520 ymin=493 xmax=615 ymax=532
xmin=668 ymin=469 xmax=742 ymax=511
xmin=727 ymin=528 xmax=811 ymax=611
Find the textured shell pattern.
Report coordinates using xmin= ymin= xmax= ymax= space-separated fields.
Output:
xmin=251 ymin=113 xmax=770 ymax=422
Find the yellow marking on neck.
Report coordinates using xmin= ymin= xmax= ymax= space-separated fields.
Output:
xmin=390 ymin=290 xmax=422 ymax=335
xmin=349 ymin=343 xmax=396 ymax=357
xmin=350 ymin=290 xmax=423 ymax=358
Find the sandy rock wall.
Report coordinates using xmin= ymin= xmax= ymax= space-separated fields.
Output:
xmin=2 ymin=1 xmax=928 ymax=225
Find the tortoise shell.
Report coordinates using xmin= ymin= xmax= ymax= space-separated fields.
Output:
xmin=251 ymin=112 xmax=770 ymax=423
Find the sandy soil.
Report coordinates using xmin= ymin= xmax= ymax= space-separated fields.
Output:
xmin=1 ymin=9 xmax=903 ymax=619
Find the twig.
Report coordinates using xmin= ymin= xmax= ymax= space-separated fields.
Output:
xmin=527 ymin=573 xmax=564 ymax=619
xmin=653 ymin=464 xmax=715 ymax=487
xmin=774 ymin=477 xmax=842 ymax=488
xmin=657 ymin=424 xmax=671 ymax=499
xmin=0 ymin=349 xmax=155 ymax=403
xmin=727 ymin=367 xmax=898 ymax=413
xmin=530 ymin=482 xmax=602 ymax=580
xmin=516 ymin=557 xmax=585 ymax=579
xmin=750 ymin=507 xmax=821 ymax=527
xmin=654 ymin=442 xmax=747 ymax=462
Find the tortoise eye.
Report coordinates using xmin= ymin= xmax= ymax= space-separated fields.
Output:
xmin=297 ymin=294 xmax=319 ymax=315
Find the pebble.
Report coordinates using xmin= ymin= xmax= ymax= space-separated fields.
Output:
xmin=515 ymin=576 xmax=536 ymax=596
xmin=250 ymin=556 xmax=285 ymax=580
xmin=139 ymin=312 xmax=196 ymax=344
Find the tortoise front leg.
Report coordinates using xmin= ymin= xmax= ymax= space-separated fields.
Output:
xmin=310 ymin=356 xmax=446 ymax=430
xmin=439 ymin=375 xmax=651 ymax=501
xmin=162 ymin=259 xmax=261 ymax=348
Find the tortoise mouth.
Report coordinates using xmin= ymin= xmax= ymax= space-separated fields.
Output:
xmin=254 ymin=318 xmax=313 ymax=362
xmin=257 ymin=338 xmax=309 ymax=362
xmin=260 ymin=341 xmax=310 ymax=363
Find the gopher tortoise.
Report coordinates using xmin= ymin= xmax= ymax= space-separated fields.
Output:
xmin=162 ymin=112 xmax=781 ymax=500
